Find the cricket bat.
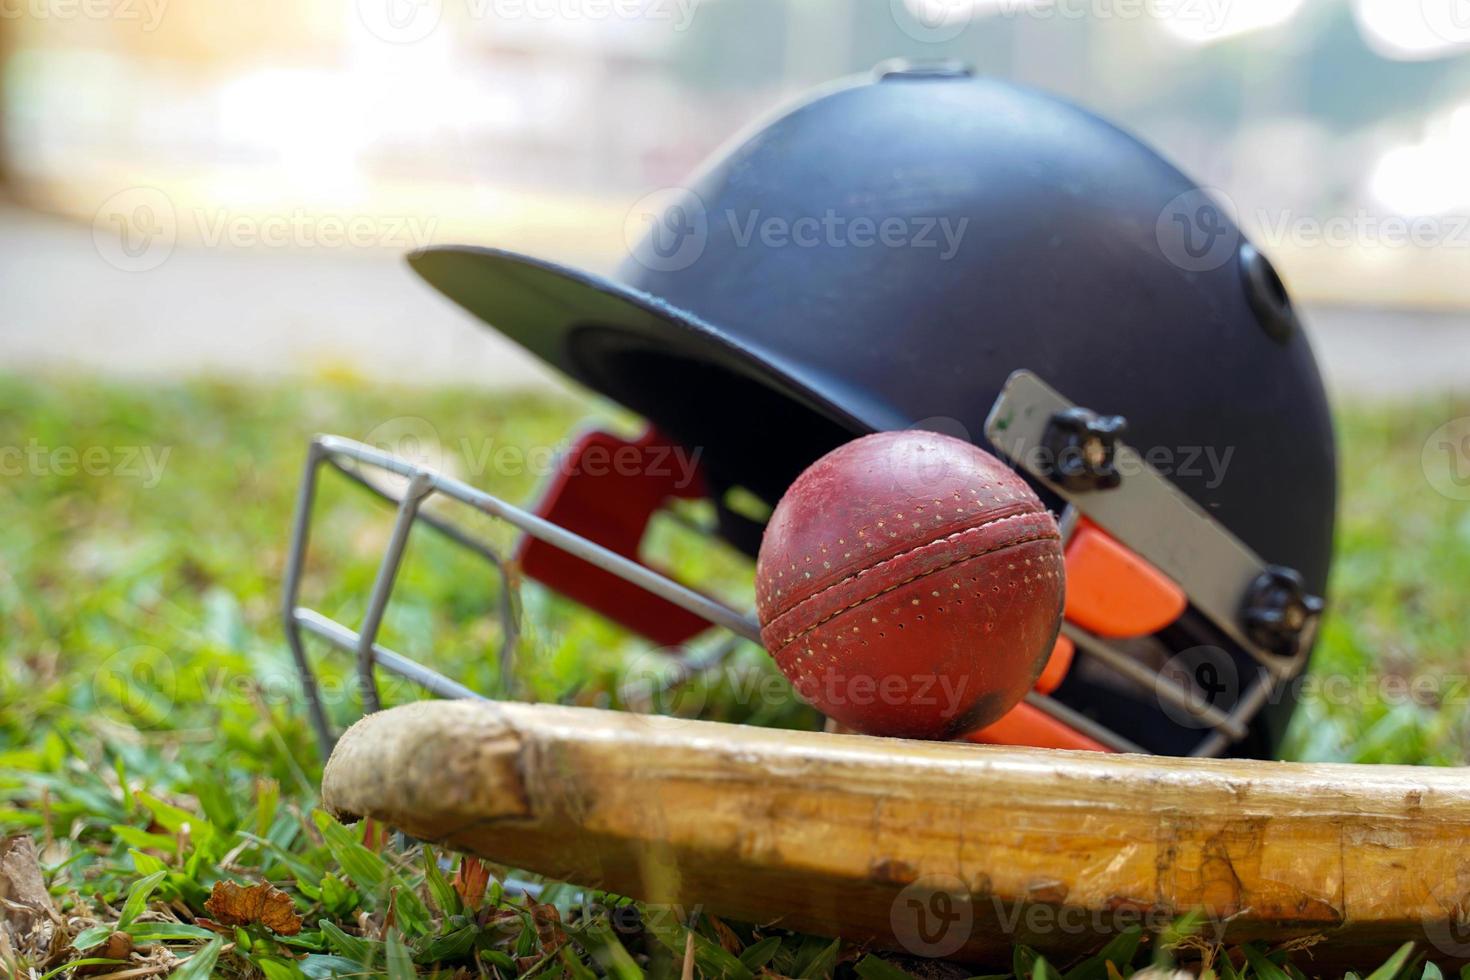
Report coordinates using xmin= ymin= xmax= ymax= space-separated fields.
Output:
xmin=321 ymin=700 xmax=1470 ymax=968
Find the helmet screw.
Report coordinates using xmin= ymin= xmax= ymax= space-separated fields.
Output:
xmin=1041 ymin=407 xmax=1127 ymax=492
xmin=1241 ymin=566 xmax=1324 ymax=658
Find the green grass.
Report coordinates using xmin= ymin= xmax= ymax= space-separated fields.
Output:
xmin=0 ymin=373 xmax=1466 ymax=978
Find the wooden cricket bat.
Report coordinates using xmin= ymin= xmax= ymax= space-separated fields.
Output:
xmin=322 ymin=700 xmax=1470 ymax=968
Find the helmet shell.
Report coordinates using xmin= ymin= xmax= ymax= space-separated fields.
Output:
xmin=594 ymin=67 xmax=1335 ymax=605
xmin=411 ymin=65 xmax=1337 ymax=757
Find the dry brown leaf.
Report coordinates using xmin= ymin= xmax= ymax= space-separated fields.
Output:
xmin=530 ymin=902 xmax=564 ymax=951
xmin=192 ymin=917 xmax=234 ymax=936
xmin=76 ymin=931 xmax=133 ymax=975
xmin=1 ymin=835 xmax=60 ymax=961
xmin=202 ymin=881 xmax=302 ymax=935
xmin=452 ymin=856 xmax=490 ymax=909
xmin=708 ymin=914 xmax=743 ymax=955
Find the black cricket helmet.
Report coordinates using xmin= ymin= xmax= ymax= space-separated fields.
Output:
xmin=408 ymin=62 xmax=1336 ymax=759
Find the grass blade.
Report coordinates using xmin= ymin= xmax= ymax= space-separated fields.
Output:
xmin=1364 ymin=942 xmax=1417 ymax=980
xmin=118 ymin=869 xmax=168 ymax=927
xmin=169 ymin=937 xmax=224 ymax=980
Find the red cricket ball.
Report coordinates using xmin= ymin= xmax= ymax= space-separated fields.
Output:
xmin=755 ymin=430 xmax=1065 ymax=740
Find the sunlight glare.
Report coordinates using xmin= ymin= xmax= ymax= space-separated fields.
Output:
xmin=1369 ymin=106 xmax=1470 ymax=215
xmin=1353 ymin=0 xmax=1470 ymax=61
xmin=1160 ymin=0 xmax=1305 ymax=45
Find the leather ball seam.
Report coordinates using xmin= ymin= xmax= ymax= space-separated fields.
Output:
xmin=764 ymin=525 xmax=1060 ymax=651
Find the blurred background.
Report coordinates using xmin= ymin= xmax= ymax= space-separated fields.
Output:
xmin=3 ymin=0 xmax=1470 ymax=389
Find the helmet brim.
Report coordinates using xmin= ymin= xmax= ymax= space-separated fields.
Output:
xmin=408 ymin=245 xmax=904 ymax=439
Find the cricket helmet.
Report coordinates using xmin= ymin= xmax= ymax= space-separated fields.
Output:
xmin=396 ymin=63 xmax=1336 ymax=758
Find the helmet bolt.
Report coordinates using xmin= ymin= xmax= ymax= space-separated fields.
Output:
xmin=1241 ymin=566 xmax=1324 ymax=659
xmin=1041 ymin=407 xmax=1127 ymax=493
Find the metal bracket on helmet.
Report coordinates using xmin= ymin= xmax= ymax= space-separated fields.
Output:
xmin=984 ymin=370 xmax=1323 ymax=757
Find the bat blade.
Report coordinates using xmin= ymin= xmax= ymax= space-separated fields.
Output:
xmin=322 ymin=700 xmax=1470 ymax=967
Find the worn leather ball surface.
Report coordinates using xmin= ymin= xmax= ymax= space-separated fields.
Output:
xmin=755 ymin=431 xmax=1065 ymax=739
